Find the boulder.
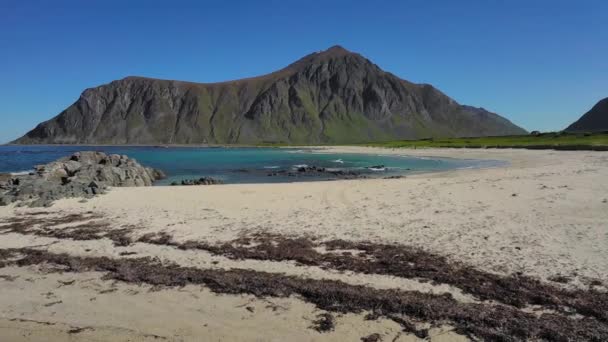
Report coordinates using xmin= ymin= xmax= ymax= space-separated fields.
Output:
xmin=171 ymin=177 xmax=224 ymax=186
xmin=63 ymin=160 xmax=82 ymax=176
xmin=0 ymin=151 xmax=166 ymax=207
xmin=48 ymin=168 xmax=69 ymax=182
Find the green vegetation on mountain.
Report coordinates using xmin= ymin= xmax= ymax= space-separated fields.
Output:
xmin=14 ymin=46 xmax=526 ymax=145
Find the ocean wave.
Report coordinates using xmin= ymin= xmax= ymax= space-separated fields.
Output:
xmin=263 ymin=166 xmax=280 ymax=169
xmin=292 ymin=164 xmax=308 ymax=168
xmin=10 ymin=170 xmax=33 ymax=176
xmin=331 ymin=159 xmax=344 ymax=163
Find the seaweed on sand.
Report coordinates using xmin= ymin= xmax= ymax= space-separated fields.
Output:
xmin=0 ymin=248 xmax=607 ymax=341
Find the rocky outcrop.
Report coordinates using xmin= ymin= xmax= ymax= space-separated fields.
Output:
xmin=171 ymin=177 xmax=223 ymax=186
xmin=565 ymin=97 xmax=608 ymax=132
xmin=0 ymin=151 xmax=165 ymax=207
xmin=13 ymin=46 xmax=526 ymax=145
xmin=267 ymin=165 xmax=368 ymax=179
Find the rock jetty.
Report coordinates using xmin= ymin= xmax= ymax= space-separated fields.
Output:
xmin=0 ymin=151 xmax=165 ymax=207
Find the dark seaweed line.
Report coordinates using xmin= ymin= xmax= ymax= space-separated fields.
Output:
xmin=1 ymin=248 xmax=607 ymax=341
xmin=2 ymin=214 xmax=608 ymax=325
xmin=138 ymin=232 xmax=608 ymax=324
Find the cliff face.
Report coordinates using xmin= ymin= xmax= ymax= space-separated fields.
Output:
xmin=565 ymin=98 xmax=608 ymax=132
xmin=14 ymin=46 xmax=526 ymax=145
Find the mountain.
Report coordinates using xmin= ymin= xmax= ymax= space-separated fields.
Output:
xmin=13 ymin=46 xmax=526 ymax=145
xmin=565 ymin=97 xmax=608 ymax=132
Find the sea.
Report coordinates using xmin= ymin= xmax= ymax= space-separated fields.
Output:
xmin=0 ymin=146 xmax=502 ymax=185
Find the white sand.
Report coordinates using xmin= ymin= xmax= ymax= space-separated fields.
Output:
xmin=1 ymin=147 xmax=607 ymax=341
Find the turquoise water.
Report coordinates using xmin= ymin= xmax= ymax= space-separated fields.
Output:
xmin=0 ymin=146 xmax=501 ymax=184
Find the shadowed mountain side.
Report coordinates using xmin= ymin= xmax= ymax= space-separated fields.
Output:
xmin=565 ymin=97 xmax=608 ymax=133
xmin=14 ymin=46 xmax=526 ymax=145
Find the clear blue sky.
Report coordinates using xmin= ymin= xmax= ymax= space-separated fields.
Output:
xmin=1 ymin=0 xmax=607 ymax=143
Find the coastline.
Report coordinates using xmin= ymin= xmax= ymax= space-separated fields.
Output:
xmin=1 ymin=147 xmax=607 ymax=341
xmin=1 ymin=144 xmax=503 ymax=185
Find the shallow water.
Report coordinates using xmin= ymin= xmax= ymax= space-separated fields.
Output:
xmin=0 ymin=146 xmax=502 ymax=185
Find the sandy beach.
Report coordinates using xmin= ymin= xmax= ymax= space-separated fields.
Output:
xmin=1 ymin=147 xmax=607 ymax=341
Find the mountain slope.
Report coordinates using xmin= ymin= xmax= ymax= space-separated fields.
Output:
xmin=565 ymin=97 xmax=608 ymax=132
xmin=14 ymin=46 xmax=526 ymax=145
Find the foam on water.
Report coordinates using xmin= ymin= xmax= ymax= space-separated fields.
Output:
xmin=10 ymin=170 xmax=32 ymax=176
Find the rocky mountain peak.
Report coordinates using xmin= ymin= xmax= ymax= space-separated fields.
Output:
xmin=13 ymin=47 xmax=526 ymax=145
xmin=318 ymin=44 xmax=352 ymax=56
xmin=283 ymin=45 xmax=372 ymax=73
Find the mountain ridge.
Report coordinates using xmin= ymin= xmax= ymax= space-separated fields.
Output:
xmin=565 ymin=97 xmax=608 ymax=132
xmin=13 ymin=46 xmax=526 ymax=145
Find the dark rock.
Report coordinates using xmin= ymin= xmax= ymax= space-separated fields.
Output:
xmin=296 ymin=166 xmax=326 ymax=173
xmin=0 ymin=151 xmax=164 ymax=207
xmin=171 ymin=177 xmax=224 ymax=186
xmin=64 ymin=160 xmax=81 ymax=176
xmin=196 ymin=177 xmax=222 ymax=185
xmin=266 ymin=165 xmax=367 ymax=180
xmin=327 ymin=169 xmax=366 ymax=179
xmin=267 ymin=170 xmax=288 ymax=177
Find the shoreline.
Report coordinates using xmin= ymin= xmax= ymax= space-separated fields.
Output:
xmin=1 ymin=147 xmax=607 ymax=341
xmin=3 ymin=147 xmax=606 ymax=280
xmin=1 ymin=145 xmax=508 ymax=186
